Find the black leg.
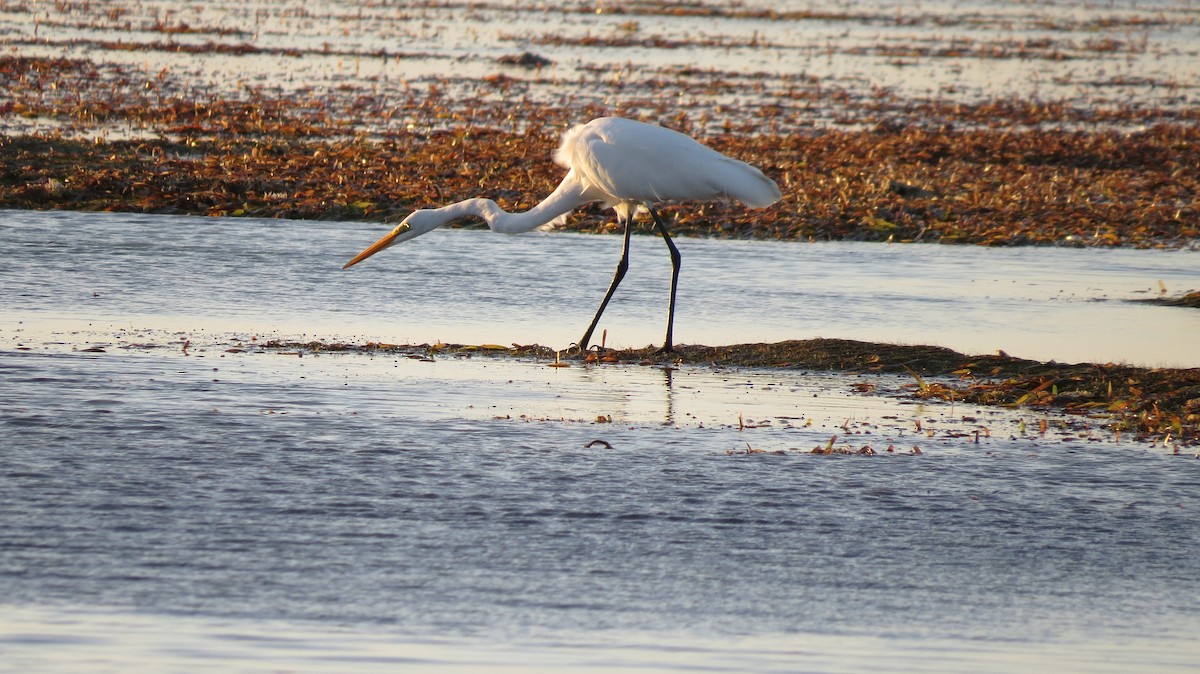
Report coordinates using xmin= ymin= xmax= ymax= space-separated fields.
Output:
xmin=578 ymin=214 xmax=633 ymax=352
xmin=648 ymin=207 xmax=681 ymax=353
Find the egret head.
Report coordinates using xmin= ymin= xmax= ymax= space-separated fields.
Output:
xmin=342 ymin=209 xmax=447 ymax=269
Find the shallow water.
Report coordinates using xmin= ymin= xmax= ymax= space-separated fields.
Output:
xmin=3 ymin=210 xmax=1197 ymax=365
xmin=2 ymin=209 xmax=1199 ymax=671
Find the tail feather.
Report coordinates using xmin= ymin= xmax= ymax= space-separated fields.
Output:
xmin=711 ymin=156 xmax=782 ymax=209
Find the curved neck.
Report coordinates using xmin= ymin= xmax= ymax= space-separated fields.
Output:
xmin=443 ymin=174 xmax=591 ymax=234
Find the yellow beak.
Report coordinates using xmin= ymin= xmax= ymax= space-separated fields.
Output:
xmin=343 ymin=223 xmax=410 ymax=269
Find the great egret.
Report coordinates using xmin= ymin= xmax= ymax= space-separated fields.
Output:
xmin=343 ymin=116 xmax=781 ymax=352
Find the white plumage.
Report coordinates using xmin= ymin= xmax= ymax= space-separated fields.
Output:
xmin=344 ymin=116 xmax=782 ymax=352
xmin=555 ymin=117 xmax=781 ymax=213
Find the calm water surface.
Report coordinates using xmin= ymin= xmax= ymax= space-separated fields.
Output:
xmin=3 ymin=210 xmax=1199 ymax=365
xmin=2 ymin=210 xmax=1199 ymax=672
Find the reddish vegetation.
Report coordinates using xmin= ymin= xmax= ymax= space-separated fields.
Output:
xmin=2 ymin=121 xmax=1197 ymax=248
xmin=1 ymin=51 xmax=1196 ymax=247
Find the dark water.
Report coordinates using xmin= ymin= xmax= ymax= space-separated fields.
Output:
xmin=2 ymin=209 xmax=1199 ymax=671
xmin=1 ymin=345 xmax=1199 ymax=672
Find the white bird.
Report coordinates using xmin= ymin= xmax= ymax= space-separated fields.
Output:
xmin=343 ymin=116 xmax=782 ymax=353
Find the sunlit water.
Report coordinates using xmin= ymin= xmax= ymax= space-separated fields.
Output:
xmin=2 ymin=209 xmax=1199 ymax=671
xmin=3 ymin=0 xmax=1197 ymax=138
xmin=3 ymin=210 xmax=1197 ymax=365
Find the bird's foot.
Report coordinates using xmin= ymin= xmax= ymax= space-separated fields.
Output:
xmin=571 ymin=341 xmax=622 ymax=364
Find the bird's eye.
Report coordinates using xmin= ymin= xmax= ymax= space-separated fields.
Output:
xmin=395 ymin=223 xmax=411 ymax=234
